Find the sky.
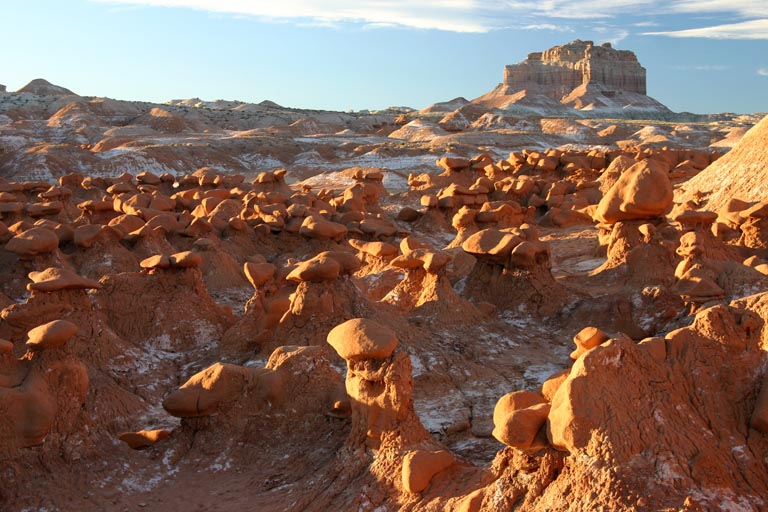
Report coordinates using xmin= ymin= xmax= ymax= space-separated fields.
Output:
xmin=1 ymin=0 xmax=766 ymax=114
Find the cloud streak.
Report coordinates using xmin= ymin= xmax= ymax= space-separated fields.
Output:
xmin=645 ymin=19 xmax=768 ymax=39
xmin=92 ymin=0 xmax=768 ymax=38
xmin=758 ymin=68 xmax=768 ymax=76
xmin=94 ymin=0 xmax=493 ymax=32
xmin=519 ymin=24 xmax=572 ymax=31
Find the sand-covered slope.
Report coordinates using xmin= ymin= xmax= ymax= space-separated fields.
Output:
xmin=677 ymin=114 xmax=768 ymax=211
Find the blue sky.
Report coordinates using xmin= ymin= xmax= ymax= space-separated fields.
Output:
xmin=1 ymin=0 xmax=766 ymax=114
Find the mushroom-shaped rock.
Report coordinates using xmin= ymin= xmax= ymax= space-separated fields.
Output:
xmin=674 ymin=267 xmax=726 ymax=302
xmin=286 ymin=254 xmax=342 ymax=283
xmin=327 ymin=318 xmax=397 ymax=361
xmin=27 ymin=267 xmax=102 ymax=292
xmin=390 ymin=248 xmax=451 ymax=274
xmin=322 ymin=251 xmax=362 ymax=275
xmin=162 ymin=363 xmax=251 ymax=417
xmin=169 ymin=251 xmax=202 ymax=268
xmin=140 ymin=254 xmax=171 ymax=270
xmin=509 ymin=240 xmax=550 ymax=269
xmin=594 ymin=159 xmax=673 ymax=224
xmin=437 ymin=156 xmax=470 ymax=171
xmin=570 ymin=326 xmax=610 ymax=360
xmin=674 ymin=210 xmax=718 ymax=231
xmin=118 ymin=429 xmax=171 ymax=449
xmin=26 ymin=201 xmax=63 ymax=217
xmin=73 ymin=224 xmax=109 ymax=248
xmin=244 ymin=262 xmax=276 ymax=288
xmin=462 ymin=229 xmax=521 ymax=263
xmin=25 ymin=320 xmax=79 ymax=350
xmin=402 ymin=449 xmax=456 ymax=493
xmin=349 ymin=239 xmax=398 ymax=259
xmin=5 ymin=227 xmax=59 ymax=258
xmin=299 ymin=216 xmax=348 ymax=240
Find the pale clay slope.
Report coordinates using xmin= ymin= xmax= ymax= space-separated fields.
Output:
xmin=678 ymin=114 xmax=768 ymax=212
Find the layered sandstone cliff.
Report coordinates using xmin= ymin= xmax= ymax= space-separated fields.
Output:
xmin=474 ymin=40 xmax=669 ymax=115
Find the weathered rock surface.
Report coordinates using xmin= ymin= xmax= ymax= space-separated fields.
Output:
xmin=678 ymin=113 xmax=768 ymax=212
xmin=473 ymin=40 xmax=670 ymax=115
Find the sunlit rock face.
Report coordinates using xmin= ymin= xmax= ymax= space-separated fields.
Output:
xmin=503 ymin=40 xmax=647 ymax=99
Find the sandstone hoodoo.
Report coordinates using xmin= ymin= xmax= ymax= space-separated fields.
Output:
xmin=473 ymin=39 xmax=670 ymax=115
xmin=3 ymin=40 xmax=768 ymax=511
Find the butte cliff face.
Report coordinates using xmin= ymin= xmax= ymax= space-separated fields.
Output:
xmin=474 ymin=39 xmax=670 ymax=116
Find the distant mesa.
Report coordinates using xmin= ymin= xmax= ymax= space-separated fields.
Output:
xmin=0 ymin=84 xmax=6 ymax=93
xmin=17 ymin=78 xmax=77 ymax=97
xmin=472 ymin=39 xmax=670 ymax=116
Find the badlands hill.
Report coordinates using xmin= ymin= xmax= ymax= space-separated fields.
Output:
xmin=17 ymin=78 xmax=77 ymax=97
xmin=677 ymin=114 xmax=768 ymax=212
xmin=0 ymin=69 xmax=761 ymax=186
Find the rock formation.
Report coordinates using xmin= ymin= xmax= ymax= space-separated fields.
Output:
xmin=473 ymin=40 xmax=670 ymax=115
xmin=2 ymin=68 xmax=768 ymax=512
xmin=677 ymin=113 xmax=768 ymax=212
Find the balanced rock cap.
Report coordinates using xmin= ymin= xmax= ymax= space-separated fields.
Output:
xmin=26 ymin=319 xmax=79 ymax=349
xmin=27 ymin=267 xmax=102 ymax=292
xmin=327 ymin=318 xmax=398 ymax=361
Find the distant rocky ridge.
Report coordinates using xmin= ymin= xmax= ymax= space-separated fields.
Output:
xmin=17 ymin=78 xmax=77 ymax=97
xmin=0 ymin=59 xmax=763 ymax=184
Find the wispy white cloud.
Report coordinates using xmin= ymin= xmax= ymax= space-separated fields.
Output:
xmin=91 ymin=0 xmax=768 ymax=38
xmin=758 ymin=68 xmax=768 ymax=75
xmin=593 ymin=26 xmax=630 ymax=45
xmin=520 ymin=23 xmax=572 ymax=31
xmin=645 ymin=19 xmax=768 ymax=39
xmin=670 ymin=0 xmax=768 ymax=18
xmin=93 ymin=0 xmax=491 ymax=32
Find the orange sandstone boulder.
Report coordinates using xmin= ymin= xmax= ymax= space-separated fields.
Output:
xmin=169 ymin=251 xmax=202 ymax=268
xmin=327 ymin=318 xmax=398 ymax=361
xmin=163 ymin=362 xmax=251 ymax=417
xmin=139 ymin=254 xmax=171 ymax=270
xmin=27 ymin=267 xmax=101 ymax=292
xmin=25 ymin=320 xmax=79 ymax=350
xmin=570 ymin=326 xmax=610 ymax=360
xmin=286 ymin=254 xmax=342 ymax=283
xmin=594 ymin=159 xmax=673 ymax=224
xmin=118 ymin=429 xmax=171 ymax=449
xmin=402 ymin=449 xmax=456 ymax=493
xmin=244 ymin=262 xmax=277 ymax=288
xmin=493 ymin=403 xmax=550 ymax=452
xmin=5 ymin=226 xmax=59 ymax=258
